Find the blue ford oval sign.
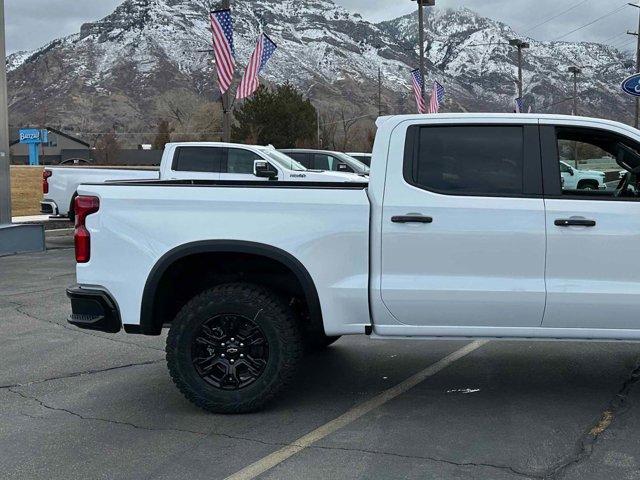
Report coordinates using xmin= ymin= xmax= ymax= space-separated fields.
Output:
xmin=622 ymin=73 xmax=640 ymax=97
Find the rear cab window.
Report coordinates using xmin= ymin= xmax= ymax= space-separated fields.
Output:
xmin=172 ymin=147 xmax=223 ymax=173
xmin=403 ymin=125 xmax=541 ymax=197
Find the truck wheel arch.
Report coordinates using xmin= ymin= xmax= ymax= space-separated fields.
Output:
xmin=139 ymin=241 xmax=323 ymax=336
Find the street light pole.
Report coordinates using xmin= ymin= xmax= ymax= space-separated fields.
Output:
xmin=0 ymin=0 xmax=11 ymax=225
xmin=414 ymin=0 xmax=435 ymax=105
xmin=509 ymin=39 xmax=530 ymax=100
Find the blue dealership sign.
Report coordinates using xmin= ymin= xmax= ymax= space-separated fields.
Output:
xmin=19 ymin=128 xmax=48 ymax=144
xmin=18 ymin=129 xmax=49 ymax=165
xmin=621 ymin=73 xmax=640 ymax=97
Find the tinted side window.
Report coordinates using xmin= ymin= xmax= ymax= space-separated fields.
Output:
xmin=287 ymin=153 xmax=312 ymax=168
xmin=173 ymin=147 xmax=223 ymax=173
xmin=313 ymin=154 xmax=341 ymax=171
xmin=226 ymin=148 xmax=262 ymax=174
xmin=408 ymin=126 xmax=524 ymax=196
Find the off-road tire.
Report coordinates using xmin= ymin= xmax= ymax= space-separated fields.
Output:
xmin=166 ymin=283 xmax=303 ymax=413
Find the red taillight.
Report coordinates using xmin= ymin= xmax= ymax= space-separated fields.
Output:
xmin=74 ymin=196 xmax=100 ymax=263
xmin=42 ymin=170 xmax=52 ymax=194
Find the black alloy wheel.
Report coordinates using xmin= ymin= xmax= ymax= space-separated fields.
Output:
xmin=191 ymin=313 xmax=269 ymax=390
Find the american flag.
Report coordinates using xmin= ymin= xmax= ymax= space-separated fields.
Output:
xmin=236 ymin=33 xmax=278 ymax=100
xmin=210 ymin=9 xmax=236 ymax=94
xmin=411 ymin=69 xmax=427 ymax=114
xmin=514 ymin=97 xmax=524 ymax=113
xmin=428 ymin=81 xmax=445 ymax=114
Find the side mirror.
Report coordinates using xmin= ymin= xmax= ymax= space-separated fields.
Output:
xmin=569 ymin=168 xmax=575 ymax=176
xmin=337 ymin=163 xmax=353 ymax=173
xmin=254 ymin=160 xmax=278 ymax=180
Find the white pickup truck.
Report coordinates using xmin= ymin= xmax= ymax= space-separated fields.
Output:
xmin=67 ymin=113 xmax=640 ymax=413
xmin=41 ymin=143 xmax=365 ymax=219
xmin=559 ymin=161 xmax=606 ymax=190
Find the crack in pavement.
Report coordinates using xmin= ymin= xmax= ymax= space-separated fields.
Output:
xmin=5 ymin=388 xmax=296 ymax=449
xmin=541 ymin=360 xmax=640 ymax=480
xmin=0 ymin=359 xmax=164 ymax=390
xmin=7 ymin=387 xmax=209 ymax=437
xmin=13 ymin=305 xmax=164 ymax=352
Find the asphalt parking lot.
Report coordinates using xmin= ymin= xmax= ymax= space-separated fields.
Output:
xmin=1 ymin=241 xmax=640 ymax=480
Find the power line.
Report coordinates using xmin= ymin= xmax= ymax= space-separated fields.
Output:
xmin=601 ymin=31 xmax=628 ymax=44
xmin=523 ymin=0 xmax=591 ymax=34
xmin=553 ymin=3 xmax=629 ymax=41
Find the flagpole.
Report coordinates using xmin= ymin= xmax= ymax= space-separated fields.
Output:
xmin=414 ymin=1 xmax=435 ymax=106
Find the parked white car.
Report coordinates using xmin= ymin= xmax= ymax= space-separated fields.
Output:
xmin=41 ymin=143 xmax=365 ymax=219
xmin=68 ymin=113 xmax=640 ymax=413
xmin=559 ymin=161 xmax=606 ymax=190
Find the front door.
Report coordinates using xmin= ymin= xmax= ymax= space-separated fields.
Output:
xmin=541 ymin=124 xmax=640 ymax=330
xmin=380 ymin=122 xmax=547 ymax=327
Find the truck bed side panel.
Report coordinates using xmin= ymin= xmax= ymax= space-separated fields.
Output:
xmin=76 ymin=184 xmax=371 ymax=336
xmin=45 ymin=168 xmax=159 ymax=216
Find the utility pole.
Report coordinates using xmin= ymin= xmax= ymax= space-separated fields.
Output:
xmin=0 ymin=0 xmax=10 ymax=225
xmin=509 ymin=39 xmax=530 ymax=100
xmin=0 ymin=0 xmax=44 ymax=254
xmin=629 ymin=2 xmax=640 ymax=129
xmin=378 ymin=66 xmax=382 ymax=117
xmin=413 ymin=0 xmax=435 ymax=104
xmin=568 ymin=66 xmax=581 ymax=116
xmin=568 ymin=66 xmax=582 ymax=168
xmin=221 ymin=0 xmax=232 ymax=142
xmin=317 ymin=109 xmax=321 ymax=148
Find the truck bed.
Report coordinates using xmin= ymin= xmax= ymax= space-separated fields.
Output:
xmin=76 ymin=181 xmax=372 ymax=336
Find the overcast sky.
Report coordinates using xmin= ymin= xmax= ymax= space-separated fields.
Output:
xmin=5 ymin=0 xmax=640 ymax=53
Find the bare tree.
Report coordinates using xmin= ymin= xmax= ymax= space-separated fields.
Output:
xmin=94 ymin=131 xmax=121 ymax=165
xmin=155 ymin=89 xmax=223 ymax=141
xmin=319 ymin=111 xmax=338 ymax=150
xmin=339 ymin=107 xmax=359 ymax=151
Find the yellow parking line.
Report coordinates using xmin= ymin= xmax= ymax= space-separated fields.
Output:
xmin=225 ymin=340 xmax=489 ymax=480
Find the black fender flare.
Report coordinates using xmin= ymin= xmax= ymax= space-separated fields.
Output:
xmin=139 ymin=240 xmax=323 ymax=335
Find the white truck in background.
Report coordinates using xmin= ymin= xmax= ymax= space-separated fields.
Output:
xmin=559 ymin=161 xmax=606 ymax=190
xmin=41 ymin=143 xmax=366 ymax=219
xmin=68 ymin=113 xmax=640 ymax=414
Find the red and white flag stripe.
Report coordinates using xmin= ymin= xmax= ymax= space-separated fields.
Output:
xmin=210 ymin=10 xmax=236 ymax=94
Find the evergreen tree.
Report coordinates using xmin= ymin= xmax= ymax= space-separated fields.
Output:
xmin=232 ymin=83 xmax=317 ymax=147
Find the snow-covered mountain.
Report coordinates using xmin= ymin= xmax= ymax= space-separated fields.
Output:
xmin=6 ymin=0 xmax=636 ymax=137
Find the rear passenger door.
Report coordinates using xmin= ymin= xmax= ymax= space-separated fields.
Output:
xmin=380 ymin=121 xmax=547 ymax=328
xmin=222 ymin=148 xmax=267 ymax=181
xmin=170 ymin=146 xmax=222 ymax=180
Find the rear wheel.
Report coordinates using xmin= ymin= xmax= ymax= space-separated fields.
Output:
xmin=166 ymin=283 xmax=303 ymax=413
